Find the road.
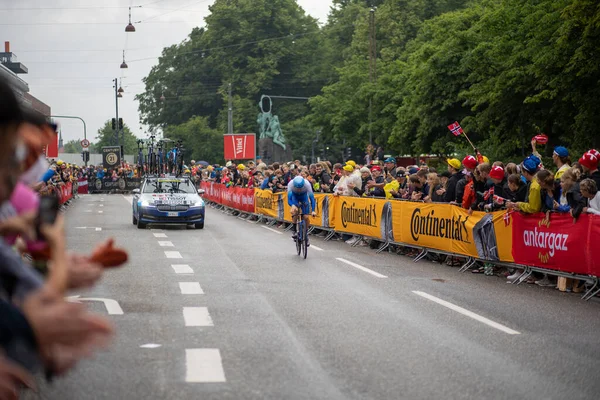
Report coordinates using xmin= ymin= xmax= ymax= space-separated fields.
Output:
xmin=26 ymin=193 xmax=600 ymax=400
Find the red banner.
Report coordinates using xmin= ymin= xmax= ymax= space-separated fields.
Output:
xmin=224 ymin=134 xmax=255 ymax=160
xmin=57 ymin=182 xmax=73 ymax=204
xmin=510 ymin=212 xmax=591 ymax=275
xmin=200 ymin=182 xmax=255 ymax=213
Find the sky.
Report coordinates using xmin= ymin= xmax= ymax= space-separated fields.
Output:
xmin=0 ymin=0 xmax=333 ymax=146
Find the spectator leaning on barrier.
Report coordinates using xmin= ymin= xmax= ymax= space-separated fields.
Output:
xmin=507 ymin=155 xmax=542 ymax=213
xmin=442 ymin=158 xmax=463 ymax=203
xmin=352 ymin=166 xmax=371 ymax=196
xmin=366 ymin=165 xmax=386 ymax=197
xmin=334 ymin=164 xmax=360 ymax=196
xmin=488 ymin=165 xmax=506 ymax=210
xmin=554 ymin=169 xmax=583 ymax=214
xmin=579 ymin=178 xmax=600 ymax=215
xmin=390 ymin=170 xmax=408 ymax=199
xmin=505 ymin=174 xmax=527 ymax=203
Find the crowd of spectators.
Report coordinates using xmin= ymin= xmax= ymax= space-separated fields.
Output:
xmin=1 ymin=78 xmax=116 ymax=398
xmin=195 ymin=139 xmax=599 ymax=291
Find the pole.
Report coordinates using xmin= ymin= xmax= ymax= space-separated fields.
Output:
xmin=368 ymin=8 xmax=376 ymax=146
xmin=50 ymin=115 xmax=88 ymax=166
xmin=227 ymin=82 xmax=233 ymax=134
xmin=114 ymin=78 xmax=119 ymax=147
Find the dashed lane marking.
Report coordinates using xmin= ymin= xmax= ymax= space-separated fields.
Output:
xmin=183 ymin=307 xmax=213 ymax=327
xmin=158 ymin=241 xmax=174 ymax=247
xmin=165 ymin=251 xmax=182 ymax=259
xmin=412 ymin=291 xmax=521 ymax=335
xmin=153 ymin=233 xmax=168 ymax=238
xmin=179 ymin=282 xmax=204 ymax=295
xmin=310 ymin=245 xmax=323 ymax=251
xmin=185 ymin=349 xmax=226 ymax=383
xmin=172 ymin=264 xmax=193 ymax=274
xmin=336 ymin=257 xmax=388 ymax=278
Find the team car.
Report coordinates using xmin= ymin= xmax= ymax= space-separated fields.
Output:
xmin=132 ymin=176 xmax=205 ymax=229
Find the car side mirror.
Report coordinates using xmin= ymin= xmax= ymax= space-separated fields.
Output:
xmin=132 ymin=188 xmax=140 ymax=194
xmin=197 ymin=189 xmax=205 ymax=195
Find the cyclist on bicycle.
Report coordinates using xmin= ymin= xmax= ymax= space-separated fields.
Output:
xmin=288 ymin=176 xmax=316 ymax=246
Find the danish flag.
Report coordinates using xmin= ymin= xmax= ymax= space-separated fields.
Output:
xmin=447 ymin=121 xmax=464 ymax=137
xmin=483 ymin=186 xmax=494 ymax=201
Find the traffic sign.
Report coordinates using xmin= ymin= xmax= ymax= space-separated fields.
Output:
xmin=81 ymin=139 xmax=90 ymax=148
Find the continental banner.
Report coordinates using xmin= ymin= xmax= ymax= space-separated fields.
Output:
xmin=283 ymin=193 xmax=332 ymax=228
xmin=254 ymin=189 xmax=285 ymax=219
xmin=331 ymin=196 xmax=391 ymax=240
xmin=390 ymin=202 xmax=511 ymax=260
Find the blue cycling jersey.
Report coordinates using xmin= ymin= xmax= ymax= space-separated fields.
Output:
xmin=287 ymin=179 xmax=316 ymax=213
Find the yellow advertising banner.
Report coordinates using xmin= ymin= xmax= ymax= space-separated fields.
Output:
xmin=391 ymin=202 xmax=512 ymax=261
xmin=331 ymin=196 xmax=391 ymax=240
xmin=254 ymin=189 xmax=285 ymax=219
xmin=282 ymin=193 xmax=331 ymax=228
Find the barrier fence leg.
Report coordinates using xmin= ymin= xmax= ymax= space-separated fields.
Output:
xmin=351 ymin=236 xmax=363 ymax=248
xmin=254 ymin=215 xmax=263 ymax=224
xmin=515 ymin=267 xmax=532 ymax=285
xmin=284 ymin=224 xmax=294 ymax=232
xmin=376 ymin=241 xmax=389 ymax=254
xmin=307 ymin=226 xmax=315 ymax=235
xmin=414 ymin=249 xmax=429 ymax=263
xmin=582 ymin=278 xmax=599 ymax=300
xmin=458 ymin=258 xmax=476 ymax=273
xmin=324 ymin=230 xmax=336 ymax=241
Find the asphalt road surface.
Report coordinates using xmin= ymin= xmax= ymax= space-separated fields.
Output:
xmin=25 ymin=194 xmax=600 ymax=400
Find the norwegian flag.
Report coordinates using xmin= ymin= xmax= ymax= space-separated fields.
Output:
xmin=447 ymin=121 xmax=464 ymax=137
xmin=483 ymin=186 xmax=494 ymax=201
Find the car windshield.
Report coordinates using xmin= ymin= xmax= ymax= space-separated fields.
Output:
xmin=142 ymin=178 xmax=196 ymax=194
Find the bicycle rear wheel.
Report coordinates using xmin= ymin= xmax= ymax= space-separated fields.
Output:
xmin=296 ymin=221 xmax=302 ymax=256
xmin=302 ymin=221 xmax=308 ymax=259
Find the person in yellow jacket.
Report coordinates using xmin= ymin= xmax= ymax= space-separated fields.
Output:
xmin=507 ymin=155 xmax=542 ymax=213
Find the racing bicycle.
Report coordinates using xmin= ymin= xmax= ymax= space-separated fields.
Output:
xmin=295 ymin=202 xmax=309 ymax=259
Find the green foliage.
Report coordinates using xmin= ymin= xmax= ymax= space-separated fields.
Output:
xmin=63 ymin=139 xmax=83 ymax=153
xmin=93 ymin=120 xmax=138 ymax=155
xmin=139 ymin=0 xmax=600 ymax=164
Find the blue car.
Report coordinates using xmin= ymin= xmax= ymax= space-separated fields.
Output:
xmin=132 ymin=177 xmax=205 ymax=229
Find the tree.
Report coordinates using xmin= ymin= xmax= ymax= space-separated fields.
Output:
xmin=92 ymin=120 xmax=138 ymax=155
xmin=62 ymin=139 xmax=84 ymax=153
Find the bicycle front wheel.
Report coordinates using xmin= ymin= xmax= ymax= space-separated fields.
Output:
xmin=296 ymin=222 xmax=302 ymax=256
xmin=302 ymin=221 xmax=308 ymax=259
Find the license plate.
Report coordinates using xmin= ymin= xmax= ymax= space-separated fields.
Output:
xmin=167 ymin=212 xmax=179 ymax=217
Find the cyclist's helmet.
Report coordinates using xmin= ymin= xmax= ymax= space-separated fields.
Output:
xmin=292 ymin=176 xmax=307 ymax=194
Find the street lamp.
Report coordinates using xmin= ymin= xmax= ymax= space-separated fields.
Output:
xmin=125 ymin=7 xmax=136 ymax=32
xmin=120 ymin=50 xmax=128 ymax=69
xmin=113 ymin=78 xmax=121 ymax=147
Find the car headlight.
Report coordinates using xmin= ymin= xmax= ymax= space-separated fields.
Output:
xmin=139 ymin=200 xmax=154 ymax=207
xmin=191 ymin=199 xmax=205 ymax=207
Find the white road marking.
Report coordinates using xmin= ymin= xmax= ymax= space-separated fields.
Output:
xmin=261 ymin=226 xmax=283 ymax=235
xmin=412 ymin=291 xmax=521 ymax=335
xmin=179 ymin=282 xmax=204 ymax=295
xmin=76 ymin=226 xmax=87 ymax=229
xmin=310 ymin=245 xmax=323 ymax=251
xmin=185 ymin=349 xmax=226 ymax=383
xmin=172 ymin=264 xmax=193 ymax=274
xmin=95 ymin=227 xmax=102 ymax=231
xmin=123 ymin=195 xmax=133 ymax=205
xmin=153 ymin=233 xmax=168 ymax=238
xmin=99 ymin=204 xmax=104 ymax=207
xmin=165 ymin=251 xmax=182 ymax=259
xmin=67 ymin=296 xmax=123 ymax=315
xmin=140 ymin=344 xmax=162 ymax=349
xmin=85 ymin=210 xmax=92 ymax=213
xmin=183 ymin=307 xmax=213 ymax=327
xmin=336 ymin=257 xmax=388 ymax=278
xmin=158 ymin=241 xmax=174 ymax=247
xmin=98 ymin=210 xmax=103 ymax=214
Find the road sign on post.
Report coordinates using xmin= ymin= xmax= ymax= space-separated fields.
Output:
xmin=81 ymin=139 xmax=90 ymax=148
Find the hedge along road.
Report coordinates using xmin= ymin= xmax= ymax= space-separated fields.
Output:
xmin=26 ymin=193 xmax=600 ymax=400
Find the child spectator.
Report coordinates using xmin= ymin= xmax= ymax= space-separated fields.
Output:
xmin=427 ymin=173 xmax=443 ymax=202
xmin=507 ymin=155 xmax=541 ymax=213
xmin=441 ymin=158 xmax=463 ymax=203
xmin=554 ymin=169 xmax=582 ymax=214
xmin=579 ymin=151 xmax=600 ymax=187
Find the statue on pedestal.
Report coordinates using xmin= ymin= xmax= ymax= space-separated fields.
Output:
xmin=257 ymin=95 xmax=292 ymax=163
